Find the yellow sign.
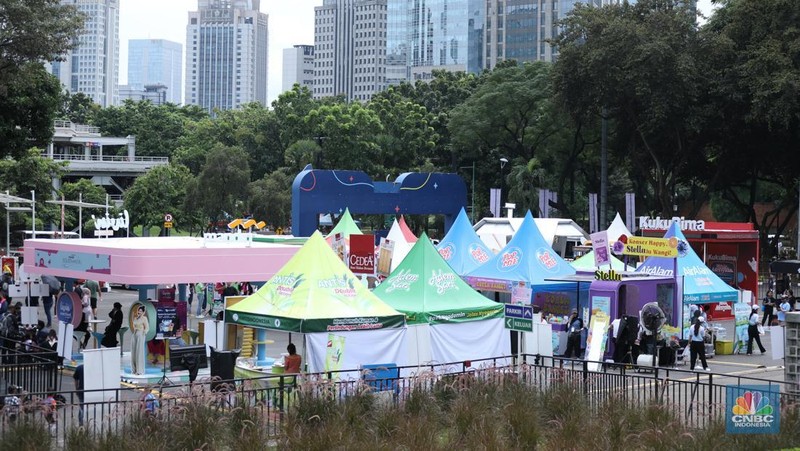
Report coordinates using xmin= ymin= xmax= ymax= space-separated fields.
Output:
xmin=164 ymin=221 xmax=173 ymax=229
xmin=621 ymin=236 xmax=678 ymax=258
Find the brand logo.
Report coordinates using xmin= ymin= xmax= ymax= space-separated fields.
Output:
xmin=92 ymin=210 xmax=130 ymax=231
xmin=428 ymin=269 xmax=459 ymax=294
xmin=384 ymin=269 xmax=419 ymax=293
xmin=726 ymin=386 xmax=780 ymax=434
xmin=438 ymin=244 xmax=455 ymax=261
xmin=271 ymin=273 xmax=303 ymax=296
xmin=595 ymin=269 xmax=621 ymax=281
xmin=497 ymin=247 xmax=522 ymax=272
xmin=232 ymin=313 xmax=239 ymax=322
xmin=468 ymin=243 xmax=490 ymax=264
xmin=536 ymin=247 xmax=559 ymax=272
xmin=638 ymin=216 xmax=705 ymax=231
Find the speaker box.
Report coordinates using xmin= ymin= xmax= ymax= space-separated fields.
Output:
xmin=210 ymin=347 xmax=240 ymax=392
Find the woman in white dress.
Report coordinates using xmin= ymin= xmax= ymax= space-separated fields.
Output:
xmin=131 ymin=306 xmax=149 ymax=375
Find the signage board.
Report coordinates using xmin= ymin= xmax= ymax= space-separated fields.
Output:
xmin=511 ymin=283 xmax=532 ymax=305
xmin=91 ymin=210 xmax=130 ymax=235
xmin=155 ymin=305 xmax=177 ymax=338
xmin=349 ymin=234 xmax=375 ymax=275
xmin=614 ymin=236 xmax=680 ymax=258
xmin=505 ymin=304 xmax=533 ymax=319
xmin=504 ymin=317 xmax=533 ymax=332
xmin=590 ymin=231 xmax=611 ymax=267
xmin=726 ymin=385 xmax=780 ymax=434
xmin=376 ymin=238 xmax=394 ymax=278
xmin=638 ymin=216 xmax=705 ymax=231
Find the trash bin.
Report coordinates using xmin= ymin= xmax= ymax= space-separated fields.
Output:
xmin=715 ymin=340 xmax=734 ymax=355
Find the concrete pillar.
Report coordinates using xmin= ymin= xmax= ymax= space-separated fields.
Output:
xmin=786 ymin=312 xmax=800 ymax=393
xmin=127 ymin=135 xmax=136 ymax=161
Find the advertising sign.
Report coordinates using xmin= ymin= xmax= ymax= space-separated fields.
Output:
xmin=1 ymin=256 xmax=17 ymax=280
xmin=614 ymin=236 xmax=681 ymax=258
xmin=376 ymin=238 xmax=394 ymax=278
xmin=155 ymin=305 xmax=178 ymax=339
xmin=591 ymin=295 xmax=611 ymax=319
xmin=511 ymin=282 xmax=532 ymax=305
xmin=590 ymin=231 xmax=610 ymax=267
xmin=733 ymin=302 xmax=752 ymax=354
xmin=348 ymin=234 xmax=375 ymax=275
xmin=332 ymin=233 xmax=346 ymax=263
xmin=91 ymin=210 xmax=130 ymax=236
xmin=325 ymin=334 xmax=346 ymax=373
xmin=57 ymin=291 xmax=82 ymax=327
xmin=726 ymin=385 xmax=780 ymax=434
xmin=33 ymin=249 xmax=111 ymax=274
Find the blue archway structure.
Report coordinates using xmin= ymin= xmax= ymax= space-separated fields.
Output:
xmin=291 ymin=166 xmax=467 ymax=237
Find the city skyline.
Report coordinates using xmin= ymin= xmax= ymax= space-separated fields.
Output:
xmin=116 ymin=0 xmax=713 ymax=106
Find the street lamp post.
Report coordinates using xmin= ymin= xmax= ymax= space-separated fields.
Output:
xmin=30 ymin=190 xmax=36 ymax=239
xmin=499 ymin=157 xmax=508 ymax=211
xmin=459 ymin=163 xmax=476 ymax=223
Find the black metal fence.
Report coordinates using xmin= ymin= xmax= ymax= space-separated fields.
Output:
xmin=0 ymin=338 xmax=59 ymax=395
xmin=0 ymin=354 xmax=796 ymax=447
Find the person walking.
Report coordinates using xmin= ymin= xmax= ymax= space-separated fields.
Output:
xmin=747 ymin=305 xmax=766 ymax=355
xmin=689 ymin=317 xmax=710 ymax=371
xmin=762 ymin=290 xmax=776 ymax=327
xmin=40 ymin=274 xmax=61 ymax=328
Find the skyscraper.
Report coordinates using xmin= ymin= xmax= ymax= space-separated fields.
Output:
xmin=386 ymin=0 xmax=485 ymax=85
xmin=282 ymin=45 xmax=315 ymax=93
xmin=128 ymin=39 xmax=183 ymax=104
xmin=313 ymin=0 xmax=388 ymax=101
xmin=49 ymin=0 xmax=120 ymax=107
xmin=185 ymin=0 xmax=268 ymax=113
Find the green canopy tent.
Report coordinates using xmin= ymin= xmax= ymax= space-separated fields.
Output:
xmin=326 ymin=208 xmax=362 ymax=239
xmin=373 ymin=233 xmax=509 ymax=367
xmin=571 ymin=251 xmax=632 ymax=272
xmin=226 ymin=231 xmax=406 ymax=373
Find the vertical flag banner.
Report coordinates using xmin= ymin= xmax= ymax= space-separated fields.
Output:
xmin=325 ymin=334 xmax=346 ymax=373
xmin=590 ymin=231 xmax=610 ymax=267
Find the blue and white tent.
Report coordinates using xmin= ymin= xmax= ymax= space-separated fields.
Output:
xmin=436 ymin=208 xmax=493 ymax=276
xmin=636 ymin=222 xmax=738 ymax=304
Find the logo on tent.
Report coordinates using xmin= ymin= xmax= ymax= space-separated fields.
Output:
xmin=468 ymin=243 xmax=490 ymax=264
xmin=497 ymin=247 xmax=522 ymax=272
xmin=438 ymin=244 xmax=455 ymax=261
xmin=428 ymin=269 xmax=459 ymax=294
xmin=384 ymin=269 xmax=419 ymax=293
xmin=536 ymin=247 xmax=559 ymax=272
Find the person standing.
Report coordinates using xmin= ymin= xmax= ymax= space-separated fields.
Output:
xmin=131 ymin=306 xmax=149 ymax=375
xmin=762 ymin=290 xmax=776 ymax=326
xmin=84 ymin=279 xmax=101 ymax=319
xmin=689 ymin=318 xmax=710 ymax=371
xmin=780 ymin=296 xmax=792 ymax=326
xmin=40 ymin=274 xmax=61 ymax=328
xmin=747 ymin=305 xmax=767 ymax=355
xmin=101 ymin=302 xmax=123 ymax=348
xmin=564 ymin=309 xmax=584 ymax=358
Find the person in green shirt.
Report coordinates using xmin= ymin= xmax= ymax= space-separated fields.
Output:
xmin=84 ymin=280 xmax=101 ymax=318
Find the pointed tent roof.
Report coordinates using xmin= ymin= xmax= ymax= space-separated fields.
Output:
xmin=437 ymin=208 xmax=493 ymax=276
xmin=571 ymin=251 xmax=631 ymax=272
xmin=326 ymin=208 xmax=362 ymax=238
xmin=398 ymin=216 xmax=418 ymax=243
xmin=386 ymin=218 xmax=413 ymax=272
xmin=465 ymin=211 xmax=576 ymax=287
xmin=636 ymin=222 xmax=738 ymax=304
xmin=225 ymin=231 xmax=405 ymax=332
xmin=374 ymin=233 xmax=503 ymax=325
xmin=606 ymin=212 xmax=632 ymax=242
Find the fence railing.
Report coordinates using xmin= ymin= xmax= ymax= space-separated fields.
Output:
xmin=42 ymin=152 xmax=169 ymax=164
xmin=0 ymin=339 xmax=60 ymax=395
xmin=0 ymin=354 xmax=796 ymax=445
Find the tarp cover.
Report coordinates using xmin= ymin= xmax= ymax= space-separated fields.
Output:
xmin=374 ymin=233 xmax=504 ymax=325
xmin=465 ymin=211 xmax=577 ymax=292
xmin=225 ymin=231 xmax=405 ymax=333
xmin=436 ymin=208 xmax=493 ymax=276
xmin=636 ymin=222 xmax=738 ymax=304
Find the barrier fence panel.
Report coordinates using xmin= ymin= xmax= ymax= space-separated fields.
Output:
xmin=0 ymin=354 xmax=797 ymax=445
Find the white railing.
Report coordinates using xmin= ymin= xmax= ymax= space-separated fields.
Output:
xmin=42 ymin=152 xmax=169 ymax=163
xmin=53 ymin=120 xmax=101 ymax=134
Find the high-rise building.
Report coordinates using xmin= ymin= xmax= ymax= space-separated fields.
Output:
xmin=49 ymin=0 xmax=120 ymax=107
xmin=282 ymin=45 xmax=315 ymax=93
xmin=185 ymin=0 xmax=268 ymax=113
xmin=118 ymin=84 xmax=170 ymax=105
xmin=128 ymin=39 xmax=183 ymax=104
xmin=386 ymin=0 xmax=485 ymax=85
xmin=313 ymin=0 xmax=388 ymax=101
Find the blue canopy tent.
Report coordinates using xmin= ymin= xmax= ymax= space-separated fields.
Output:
xmin=436 ymin=208 xmax=493 ymax=276
xmin=465 ymin=211 xmax=585 ymax=317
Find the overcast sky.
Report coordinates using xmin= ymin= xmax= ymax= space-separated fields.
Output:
xmin=118 ymin=0 xmax=716 ymax=106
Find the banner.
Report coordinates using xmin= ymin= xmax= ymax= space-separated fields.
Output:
xmin=614 ymin=236 xmax=680 ymax=258
xmin=348 ymin=234 xmax=375 ymax=275
xmin=332 ymin=233 xmax=346 ymax=263
xmin=733 ymin=302 xmax=751 ymax=354
xmin=585 ymin=311 xmax=610 ymax=371
xmin=1 ymin=256 xmax=17 ymax=280
xmin=511 ymin=282 xmax=532 ymax=305
xmin=590 ymin=231 xmax=610 ymax=267
xmin=726 ymin=385 xmax=780 ymax=434
xmin=376 ymin=238 xmax=395 ymax=277
xmin=155 ymin=305 xmax=178 ymax=338
xmin=324 ymin=334 xmax=346 ymax=373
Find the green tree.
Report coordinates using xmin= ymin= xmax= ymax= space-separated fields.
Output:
xmin=553 ymin=0 xmax=707 ymax=216
xmin=0 ymin=63 xmax=65 ymax=159
xmin=368 ymin=94 xmax=439 ymax=175
xmin=248 ymin=169 xmax=293 ymax=228
xmin=187 ymin=145 xmax=251 ymax=224
xmin=123 ymin=164 xmax=193 ymax=233
xmin=0 ymin=148 xmax=66 ymax=231
xmin=58 ymin=91 xmax=100 ymax=124
xmin=303 ymin=103 xmax=383 ymax=173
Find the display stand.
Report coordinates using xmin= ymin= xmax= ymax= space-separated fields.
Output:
xmin=156 ymin=337 xmax=176 ymax=388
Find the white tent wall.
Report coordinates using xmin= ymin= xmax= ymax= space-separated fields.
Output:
xmin=429 ymin=318 xmax=511 ymax=371
xmin=403 ymin=323 xmax=433 ymax=369
xmin=306 ymin=328 xmax=408 ymax=375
